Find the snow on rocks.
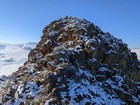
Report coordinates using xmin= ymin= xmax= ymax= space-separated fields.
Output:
xmin=60 ymin=69 xmax=126 ymax=105
xmin=2 ymin=81 xmax=44 ymax=105
xmin=0 ymin=75 xmax=7 ymax=81
xmin=1 ymin=16 xmax=140 ymax=104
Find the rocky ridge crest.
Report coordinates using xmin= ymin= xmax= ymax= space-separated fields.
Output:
xmin=1 ymin=16 xmax=140 ymax=105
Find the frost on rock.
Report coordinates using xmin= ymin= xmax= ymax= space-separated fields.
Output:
xmin=1 ymin=16 xmax=140 ymax=105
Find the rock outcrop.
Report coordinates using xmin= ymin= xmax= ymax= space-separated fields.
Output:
xmin=1 ymin=16 xmax=140 ymax=105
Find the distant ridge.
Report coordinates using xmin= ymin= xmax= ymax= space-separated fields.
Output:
xmin=131 ymin=48 xmax=140 ymax=60
xmin=0 ymin=42 xmax=37 ymax=76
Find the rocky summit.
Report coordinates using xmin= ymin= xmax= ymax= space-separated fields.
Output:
xmin=1 ymin=16 xmax=140 ymax=105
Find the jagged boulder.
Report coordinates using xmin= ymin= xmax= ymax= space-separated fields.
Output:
xmin=1 ymin=16 xmax=140 ymax=105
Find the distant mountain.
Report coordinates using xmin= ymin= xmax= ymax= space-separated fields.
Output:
xmin=1 ymin=17 xmax=140 ymax=105
xmin=0 ymin=42 xmax=37 ymax=76
xmin=131 ymin=48 xmax=140 ymax=60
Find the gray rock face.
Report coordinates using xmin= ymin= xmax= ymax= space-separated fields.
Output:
xmin=1 ymin=16 xmax=140 ymax=105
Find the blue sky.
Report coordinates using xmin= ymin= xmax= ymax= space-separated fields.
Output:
xmin=0 ymin=0 xmax=140 ymax=48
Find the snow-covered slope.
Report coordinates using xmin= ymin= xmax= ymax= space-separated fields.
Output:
xmin=0 ymin=42 xmax=36 ymax=76
xmin=131 ymin=49 xmax=140 ymax=60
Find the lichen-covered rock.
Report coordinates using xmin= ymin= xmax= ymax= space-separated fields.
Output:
xmin=1 ymin=16 xmax=140 ymax=105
